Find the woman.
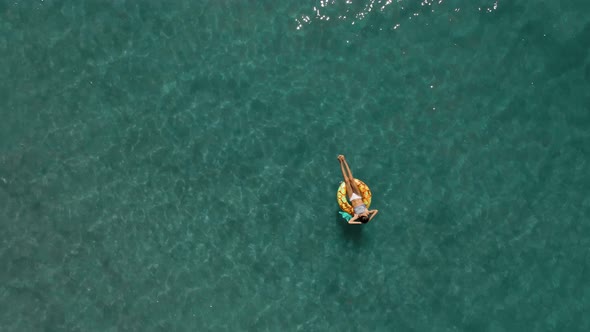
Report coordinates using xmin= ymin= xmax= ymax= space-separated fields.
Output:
xmin=338 ymin=155 xmax=378 ymax=224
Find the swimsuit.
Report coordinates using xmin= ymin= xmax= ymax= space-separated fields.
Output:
xmin=349 ymin=192 xmax=362 ymax=201
xmin=349 ymin=192 xmax=367 ymax=214
xmin=354 ymin=204 xmax=367 ymax=215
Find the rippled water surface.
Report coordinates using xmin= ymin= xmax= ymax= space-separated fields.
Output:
xmin=1 ymin=0 xmax=589 ymax=330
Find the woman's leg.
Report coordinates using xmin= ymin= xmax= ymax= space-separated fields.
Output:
xmin=341 ymin=157 xmax=361 ymax=193
xmin=339 ymin=157 xmax=354 ymax=197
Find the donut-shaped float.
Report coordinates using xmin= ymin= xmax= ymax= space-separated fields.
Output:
xmin=336 ymin=178 xmax=372 ymax=215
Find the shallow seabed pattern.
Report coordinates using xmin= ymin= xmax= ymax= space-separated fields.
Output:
xmin=1 ymin=1 xmax=589 ymax=331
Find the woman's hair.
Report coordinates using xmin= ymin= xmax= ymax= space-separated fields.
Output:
xmin=359 ymin=215 xmax=369 ymax=223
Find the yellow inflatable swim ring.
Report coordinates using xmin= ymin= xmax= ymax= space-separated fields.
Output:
xmin=336 ymin=178 xmax=372 ymax=215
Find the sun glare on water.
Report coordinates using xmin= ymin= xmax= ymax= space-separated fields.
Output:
xmin=295 ymin=0 xmax=499 ymax=31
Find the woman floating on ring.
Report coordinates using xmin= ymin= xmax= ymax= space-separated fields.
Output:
xmin=338 ymin=155 xmax=378 ymax=224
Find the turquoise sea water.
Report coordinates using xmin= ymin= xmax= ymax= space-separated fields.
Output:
xmin=1 ymin=0 xmax=590 ymax=330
